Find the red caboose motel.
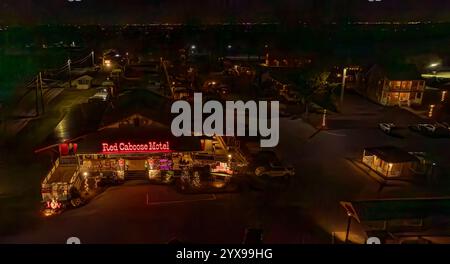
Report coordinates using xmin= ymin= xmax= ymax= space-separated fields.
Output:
xmin=37 ymin=90 xmax=239 ymax=201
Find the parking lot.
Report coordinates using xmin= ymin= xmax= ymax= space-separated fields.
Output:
xmin=274 ymin=92 xmax=450 ymax=241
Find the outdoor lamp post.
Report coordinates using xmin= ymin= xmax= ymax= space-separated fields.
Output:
xmin=340 ymin=67 xmax=348 ymax=106
xmin=345 ymin=212 xmax=352 ymax=243
xmin=321 ymin=109 xmax=327 ymax=128
xmin=67 ymin=59 xmax=72 ymax=88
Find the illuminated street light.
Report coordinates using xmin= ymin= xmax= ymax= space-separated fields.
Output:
xmin=190 ymin=45 xmax=196 ymax=50
xmin=227 ymin=154 xmax=232 ymax=166
xmin=429 ymin=62 xmax=440 ymax=68
xmin=345 ymin=213 xmax=352 ymax=243
xmin=227 ymin=44 xmax=232 ymax=49
xmin=340 ymin=67 xmax=348 ymax=105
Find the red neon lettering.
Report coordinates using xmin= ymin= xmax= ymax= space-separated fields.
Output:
xmin=101 ymin=141 xmax=171 ymax=153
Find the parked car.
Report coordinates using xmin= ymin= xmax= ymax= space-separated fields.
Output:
xmin=88 ymin=91 xmax=110 ymax=103
xmin=255 ymin=161 xmax=295 ymax=179
xmin=409 ymin=123 xmax=450 ymax=137
xmin=409 ymin=123 xmax=435 ymax=133
xmin=378 ymin=123 xmax=396 ymax=134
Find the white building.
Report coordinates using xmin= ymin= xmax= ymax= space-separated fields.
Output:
xmin=71 ymin=75 xmax=94 ymax=90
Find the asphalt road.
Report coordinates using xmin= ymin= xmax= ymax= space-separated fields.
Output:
xmin=0 ymin=181 xmax=328 ymax=244
xmin=275 ymin=93 xmax=450 ymax=242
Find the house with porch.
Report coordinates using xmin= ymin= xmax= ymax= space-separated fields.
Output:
xmin=362 ymin=146 xmax=420 ymax=178
xmin=357 ymin=64 xmax=425 ymax=106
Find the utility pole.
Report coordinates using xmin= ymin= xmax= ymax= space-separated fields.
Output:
xmin=35 ymin=76 xmax=39 ymax=117
xmin=340 ymin=67 xmax=347 ymax=106
xmin=67 ymin=59 xmax=72 ymax=89
xmin=91 ymin=51 xmax=95 ymax=66
xmin=39 ymin=72 xmax=45 ymax=114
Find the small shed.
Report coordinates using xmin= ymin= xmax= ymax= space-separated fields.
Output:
xmin=71 ymin=75 xmax=94 ymax=90
xmin=362 ymin=146 xmax=419 ymax=178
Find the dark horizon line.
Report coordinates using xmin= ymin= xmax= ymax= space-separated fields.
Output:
xmin=2 ymin=20 xmax=450 ymax=28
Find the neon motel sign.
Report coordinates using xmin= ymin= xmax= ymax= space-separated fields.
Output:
xmin=101 ymin=141 xmax=171 ymax=154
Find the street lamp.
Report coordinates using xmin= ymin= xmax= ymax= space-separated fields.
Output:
xmin=340 ymin=67 xmax=348 ymax=106
xmin=321 ymin=109 xmax=327 ymax=128
xmin=345 ymin=212 xmax=352 ymax=243
xmin=429 ymin=62 xmax=440 ymax=68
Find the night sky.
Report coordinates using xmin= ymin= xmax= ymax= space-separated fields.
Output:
xmin=1 ymin=0 xmax=450 ymax=25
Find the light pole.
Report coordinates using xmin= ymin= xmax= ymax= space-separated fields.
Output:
xmin=340 ymin=67 xmax=348 ymax=106
xmin=91 ymin=51 xmax=95 ymax=66
xmin=345 ymin=212 xmax=352 ymax=243
xmin=35 ymin=76 xmax=39 ymax=117
xmin=67 ymin=59 xmax=72 ymax=89
xmin=39 ymin=72 xmax=45 ymax=114
xmin=321 ymin=109 xmax=327 ymax=128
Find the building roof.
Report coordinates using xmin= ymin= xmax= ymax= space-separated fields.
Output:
xmin=75 ymin=126 xmax=202 ymax=154
xmin=346 ymin=198 xmax=450 ymax=222
xmin=73 ymin=74 xmax=94 ymax=81
xmin=100 ymin=89 xmax=171 ymax=127
xmin=364 ymin=146 xmax=419 ymax=163
xmin=36 ymin=89 xmax=171 ymax=152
